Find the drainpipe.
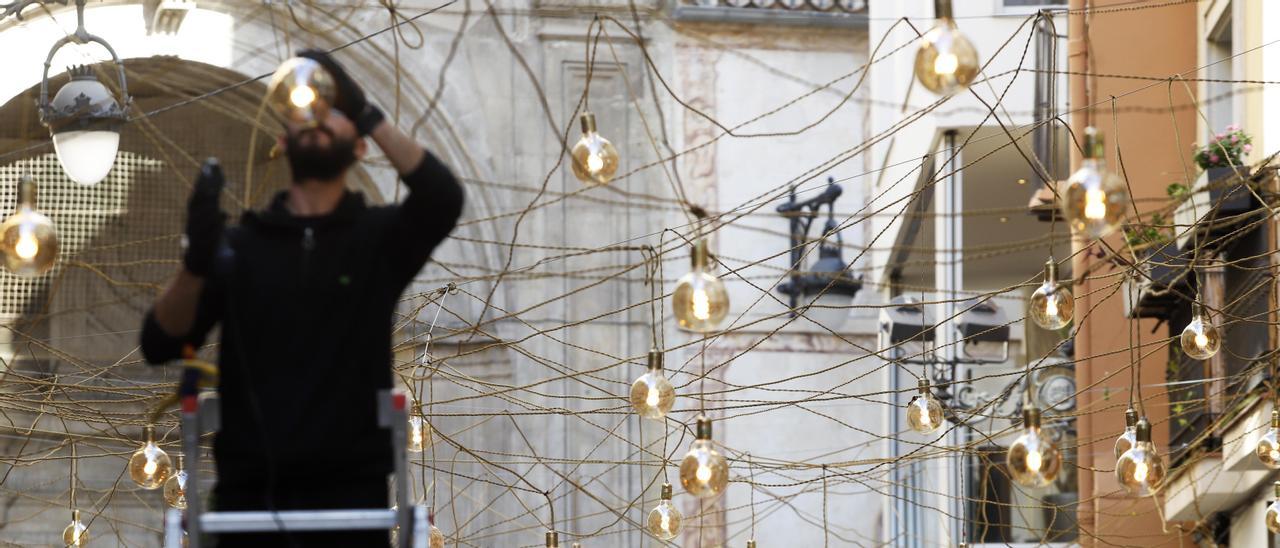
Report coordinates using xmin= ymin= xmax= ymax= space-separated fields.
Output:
xmin=1066 ymin=0 xmax=1093 ymax=543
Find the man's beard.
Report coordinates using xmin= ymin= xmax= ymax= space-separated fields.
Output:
xmin=285 ymin=127 xmax=357 ymax=183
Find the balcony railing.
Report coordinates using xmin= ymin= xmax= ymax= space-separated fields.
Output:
xmin=671 ymin=0 xmax=868 ymax=27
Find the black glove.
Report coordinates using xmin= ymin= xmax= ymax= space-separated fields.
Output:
xmin=183 ymin=158 xmax=226 ymax=278
xmin=297 ymin=49 xmax=385 ymax=136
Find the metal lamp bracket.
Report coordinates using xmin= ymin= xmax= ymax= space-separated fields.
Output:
xmin=35 ymin=0 xmax=131 ymax=127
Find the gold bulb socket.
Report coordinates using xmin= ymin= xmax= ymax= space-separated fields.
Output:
xmin=17 ymin=176 xmax=36 ymax=208
xmin=696 ymin=415 xmax=713 ymax=440
xmin=579 ymin=112 xmax=597 ymax=135
xmin=691 ymin=239 xmax=710 ymax=270
xmin=1272 ymin=409 xmax=1279 ymax=429
xmin=648 ymin=349 xmax=664 ymax=372
xmin=71 ymin=508 xmax=80 ymax=522
xmin=143 ymin=424 xmax=156 ymax=444
xmin=1043 ymin=258 xmax=1057 ymax=284
xmin=661 ymin=482 xmax=673 ymax=500
xmin=1191 ymin=302 xmax=1205 ymax=319
xmin=1082 ymin=127 xmax=1105 ymax=160
xmin=1135 ymin=418 xmax=1152 ymax=442
xmin=1023 ymin=406 xmax=1041 ymax=429
xmin=176 ymin=454 xmax=184 ymax=470
xmin=933 ymin=0 xmax=953 ymax=20
xmin=1274 ymin=481 xmax=1280 ymax=498
xmin=1124 ymin=407 xmax=1137 ymax=427
xmin=546 ymin=530 xmax=559 ymax=547
xmin=917 ymin=378 xmax=930 ymax=394
xmin=747 ymin=541 xmax=757 ymax=548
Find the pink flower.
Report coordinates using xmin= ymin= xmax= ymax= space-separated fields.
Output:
xmin=1227 ymin=124 xmax=1240 ymax=132
xmin=1232 ymin=134 xmax=1239 ymax=143
xmin=1216 ymin=133 xmax=1226 ymax=140
xmin=1210 ymin=154 xmax=1221 ymax=163
xmin=1244 ymin=144 xmax=1253 ymax=153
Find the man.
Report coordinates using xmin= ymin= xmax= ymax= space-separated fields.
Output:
xmin=140 ymin=50 xmax=463 ymax=546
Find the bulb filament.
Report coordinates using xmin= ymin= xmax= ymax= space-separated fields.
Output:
xmin=646 ymin=386 xmax=660 ymax=407
xmin=1194 ymin=331 xmax=1209 ymax=349
xmin=14 ymin=231 xmax=38 ymax=260
xmin=660 ymin=513 xmax=670 ymax=532
xmin=143 ymin=459 xmax=157 ymax=476
xmin=587 ymin=153 xmax=605 ymax=173
xmin=290 ymin=85 xmax=317 ymax=108
xmin=696 ymin=464 xmax=712 ymax=484
xmin=933 ymin=53 xmax=959 ymax=76
xmin=1084 ymin=188 xmax=1107 ymax=220
xmin=917 ymin=401 xmax=932 ymax=427
xmin=1026 ymin=450 xmax=1042 ymax=473
xmin=1043 ymin=295 xmax=1058 ymax=318
xmin=1134 ymin=460 xmax=1148 ymax=483
xmin=692 ymin=289 xmax=711 ymax=321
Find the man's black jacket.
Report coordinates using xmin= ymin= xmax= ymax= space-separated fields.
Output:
xmin=140 ymin=152 xmax=463 ymax=484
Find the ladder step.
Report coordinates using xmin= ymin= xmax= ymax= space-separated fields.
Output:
xmin=200 ymin=509 xmax=397 ymax=533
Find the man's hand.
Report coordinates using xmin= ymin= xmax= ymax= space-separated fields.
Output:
xmin=183 ymin=158 xmax=226 ymax=278
xmin=298 ymin=49 xmax=385 ymax=136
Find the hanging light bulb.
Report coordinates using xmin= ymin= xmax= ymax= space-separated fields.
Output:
xmin=630 ymin=349 xmax=676 ymax=420
xmin=912 ymin=0 xmax=979 ymax=95
xmin=748 ymin=541 xmax=757 ymax=548
xmin=1180 ymin=302 xmax=1220 ymax=360
xmin=1028 ymin=257 xmax=1073 ymax=330
xmin=646 ymin=482 xmax=683 ymax=540
xmin=1115 ymin=417 xmax=1166 ymax=496
xmin=546 ymin=530 xmax=560 ymax=548
xmin=679 ymin=415 xmax=729 ymax=498
xmin=570 ymin=112 xmax=620 ymax=185
xmin=906 ymin=379 xmax=944 ymax=434
xmin=1257 ymin=409 xmax=1280 ymax=469
xmin=673 ymin=239 xmax=730 ymax=332
xmin=266 ymin=57 xmax=337 ymax=128
xmin=0 ymin=177 xmax=59 ymax=276
xmin=408 ymin=399 xmax=432 ymax=453
xmin=1267 ymin=482 xmax=1280 ymax=533
xmin=1113 ymin=407 xmax=1138 ymax=460
xmin=44 ymin=65 xmax=127 ymax=186
xmin=1061 ymin=127 xmax=1128 ymax=239
xmin=163 ymin=455 xmax=188 ymax=509
xmin=1006 ymin=406 xmax=1062 ymax=487
xmin=128 ymin=425 xmax=173 ymax=489
xmin=62 ymin=509 xmax=89 ymax=547
xmin=429 ymin=508 xmax=446 ymax=548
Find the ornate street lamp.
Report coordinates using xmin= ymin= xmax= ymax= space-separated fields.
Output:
xmin=776 ymin=177 xmax=863 ymax=330
xmin=8 ymin=0 xmax=132 ymax=185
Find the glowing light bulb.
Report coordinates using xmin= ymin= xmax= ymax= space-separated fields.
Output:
xmin=912 ymin=4 xmax=979 ymax=94
xmin=128 ymin=425 xmax=172 ymax=490
xmin=570 ymin=112 xmax=620 ymax=185
xmin=673 ymin=240 xmax=729 ymax=332
xmin=1028 ymin=258 xmax=1073 ymax=330
xmin=62 ymin=510 xmax=89 ymax=547
xmin=1061 ymin=128 xmax=1128 ymax=239
xmin=1267 ymin=483 xmax=1280 ymax=533
xmin=164 ymin=456 xmax=188 ymax=509
xmin=408 ymin=401 xmax=431 ymax=453
xmin=679 ymin=416 xmax=729 ymax=498
xmin=646 ymin=483 xmax=683 ymax=540
xmin=1115 ymin=418 xmax=1165 ymax=497
xmin=1114 ymin=408 xmax=1138 ymax=460
xmin=905 ymin=379 xmax=944 ymax=434
xmin=1006 ymin=406 xmax=1061 ymax=487
xmin=1257 ymin=410 xmax=1280 ymax=469
xmin=631 ymin=350 xmax=676 ymax=419
xmin=1 ymin=177 xmax=58 ymax=276
xmin=1180 ymin=303 xmax=1220 ymax=360
xmin=267 ymin=57 xmax=336 ymax=127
